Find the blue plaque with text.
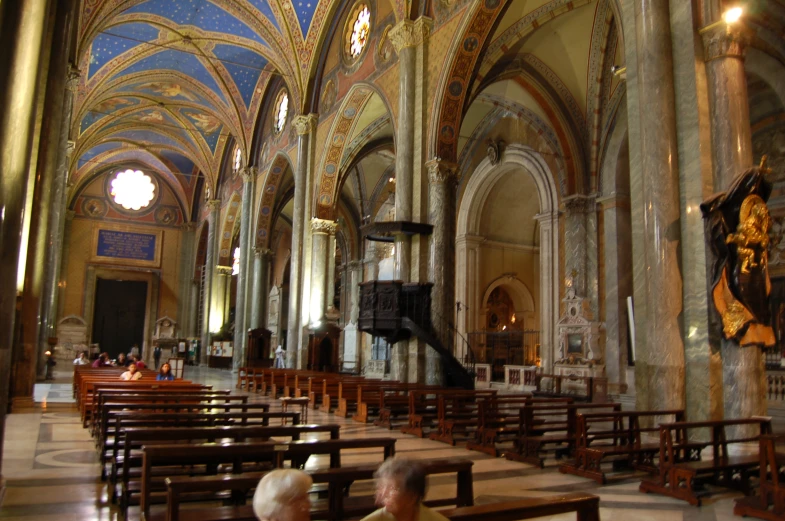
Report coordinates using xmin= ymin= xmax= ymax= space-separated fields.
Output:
xmin=96 ymin=229 xmax=157 ymax=261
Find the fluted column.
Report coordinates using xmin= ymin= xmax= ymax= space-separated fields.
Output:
xmin=702 ymin=22 xmax=764 ymax=422
xmin=201 ymin=199 xmax=221 ymax=362
xmin=287 ymin=114 xmax=317 ymax=369
xmin=632 ymin=0 xmax=685 ymax=412
xmin=233 ymin=167 xmax=255 ymax=370
xmin=309 ymin=218 xmax=337 ymax=326
xmin=426 ymin=159 xmax=457 ymax=385
xmin=250 ymin=248 xmax=273 ymax=330
xmin=0 ymin=0 xmax=53 ymax=492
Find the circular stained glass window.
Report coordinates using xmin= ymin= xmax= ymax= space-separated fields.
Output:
xmin=274 ymin=91 xmax=288 ymax=134
xmin=110 ymin=169 xmax=156 ymax=211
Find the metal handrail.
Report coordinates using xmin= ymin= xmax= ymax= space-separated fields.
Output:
xmin=430 ymin=308 xmax=476 ymax=377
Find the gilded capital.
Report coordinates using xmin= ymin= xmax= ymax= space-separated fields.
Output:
xmin=388 ymin=17 xmax=433 ymax=53
xmin=254 ymin=247 xmax=274 ymax=259
xmin=216 ymin=265 xmax=233 ymax=276
xmin=426 ymin=158 xmax=458 ymax=185
xmin=240 ymin=166 xmax=255 ymax=182
xmin=207 ymin=198 xmax=221 ymax=211
xmin=701 ymin=24 xmax=751 ymax=62
xmin=66 ymin=65 xmax=81 ymax=92
xmin=181 ymin=222 xmax=197 ymax=232
xmin=310 ymin=217 xmax=338 ymax=234
xmin=65 ymin=140 xmax=76 ymax=158
xmin=293 ymin=114 xmax=318 ymax=135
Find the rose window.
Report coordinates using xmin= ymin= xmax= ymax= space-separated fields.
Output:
xmin=110 ymin=169 xmax=155 ymax=210
xmin=350 ymin=6 xmax=371 ymax=57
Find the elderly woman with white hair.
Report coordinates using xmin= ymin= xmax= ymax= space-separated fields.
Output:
xmin=361 ymin=457 xmax=449 ymax=521
xmin=253 ymin=469 xmax=313 ymax=521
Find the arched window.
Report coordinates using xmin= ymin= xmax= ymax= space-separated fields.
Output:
xmin=232 ymin=246 xmax=241 ymax=275
xmin=273 ymin=90 xmax=288 ymax=134
xmin=233 ymin=145 xmax=242 ymax=175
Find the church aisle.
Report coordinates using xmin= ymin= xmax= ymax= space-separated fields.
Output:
xmin=0 ymin=368 xmax=742 ymax=520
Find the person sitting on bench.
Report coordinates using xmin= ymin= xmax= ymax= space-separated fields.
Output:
xmin=120 ymin=363 xmax=142 ymax=381
xmin=156 ymin=363 xmax=175 ymax=381
xmin=361 ymin=457 xmax=449 ymax=521
xmin=253 ymin=469 xmax=312 ymax=521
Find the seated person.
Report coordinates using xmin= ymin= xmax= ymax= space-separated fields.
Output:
xmin=92 ymin=352 xmax=110 ymax=368
xmin=253 ymin=469 xmax=312 ymax=521
xmin=115 ymin=352 xmax=129 ymax=367
xmin=361 ymin=457 xmax=449 ymax=521
xmin=156 ymin=362 xmax=175 ymax=381
xmin=131 ymin=356 xmax=146 ymax=370
xmin=120 ymin=363 xmax=142 ymax=381
xmin=73 ymin=351 xmax=89 ymax=365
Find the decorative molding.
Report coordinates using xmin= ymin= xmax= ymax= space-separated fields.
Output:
xmin=701 ymin=24 xmax=751 ymax=62
xmin=346 ymin=260 xmax=364 ymax=270
xmin=66 ymin=65 xmax=81 ymax=92
xmin=65 ymin=140 xmax=76 ymax=158
xmin=239 ymin=166 xmax=254 ymax=183
xmin=562 ymin=194 xmax=597 ymax=214
xmin=486 ymin=138 xmax=504 ymax=165
xmin=425 ymin=158 xmax=458 ymax=185
xmin=206 ymin=199 xmax=221 ymax=211
xmin=254 ymin=247 xmax=274 ymax=259
xmin=65 ymin=209 xmax=76 ymax=221
xmin=293 ymin=114 xmax=319 ymax=135
xmin=388 ymin=17 xmax=433 ymax=52
xmin=216 ymin=265 xmax=233 ymax=276
xmin=180 ymin=222 xmax=197 ymax=232
xmin=310 ymin=217 xmax=338 ymax=234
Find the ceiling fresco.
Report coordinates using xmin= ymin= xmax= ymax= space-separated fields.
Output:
xmin=72 ymin=0 xmax=344 ymax=218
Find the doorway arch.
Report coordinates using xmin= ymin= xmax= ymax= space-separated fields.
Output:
xmin=456 ymin=144 xmax=560 ymax=371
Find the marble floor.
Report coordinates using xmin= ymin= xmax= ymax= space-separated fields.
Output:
xmin=0 ymin=367 xmax=748 ymax=520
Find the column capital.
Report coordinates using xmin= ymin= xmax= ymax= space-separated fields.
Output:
xmin=239 ymin=166 xmax=255 ymax=182
xmin=180 ymin=222 xmax=197 ymax=232
xmin=425 ymin=158 xmax=458 ymax=185
xmin=65 ymin=65 xmax=81 ymax=92
xmin=254 ymin=246 xmax=274 ymax=259
xmin=216 ymin=265 xmax=233 ymax=276
xmin=701 ymin=24 xmax=751 ymax=62
xmin=65 ymin=209 xmax=76 ymax=221
xmin=389 ymin=17 xmax=433 ymax=52
xmin=346 ymin=260 xmax=363 ymax=270
xmin=562 ymin=194 xmax=597 ymax=214
xmin=310 ymin=217 xmax=338 ymax=235
xmin=65 ymin=140 xmax=76 ymax=158
xmin=206 ymin=198 xmax=221 ymax=211
xmin=293 ymin=114 xmax=319 ymax=135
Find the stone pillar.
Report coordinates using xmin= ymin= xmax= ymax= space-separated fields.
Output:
xmin=343 ymin=261 xmax=363 ymax=372
xmin=326 ymin=232 xmax=337 ymax=314
xmin=599 ymin=194 xmax=632 ymax=394
xmin=702 ymin=22 xmax=764 ymax=422
xmin=534 ymin=212 xmax=560 ymax=372
xmin=189 ymin=280 xmax=200 ymax=337
xmin=308 ymin=218 xmax=337 ymax=326
xmin=287 ymin=114 xmax=317 ymax=369
xmin=455 ymin=234 xmax=481 ymax=361
xmin=426 ymin=159 xmax=457 ymax=385
xmin=562 ymin=195 xmax=598 ymax=315
xmin=233 ymin=167 xmax=255 ymax=370
xmin=201 ymin=199 xmax=220 ymax=362
xmin=176 ymin=223 xmax=196 ymax=339
xmin=57 ymin=208 xmax=75 ymax=320
xmin=0 ymin=0 xmax=53 ymax=492
xmin=632 ymin=0 xmax=685 ymax=412
xmin=250 ymin=248 xmax=273 ymax=330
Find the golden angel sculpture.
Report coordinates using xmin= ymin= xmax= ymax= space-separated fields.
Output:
xmin=701 ymin=157 xmax=775 ymax=347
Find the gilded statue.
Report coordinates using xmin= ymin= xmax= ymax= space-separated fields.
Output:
xmin=701 ymin=157 xmax=776 ymax=347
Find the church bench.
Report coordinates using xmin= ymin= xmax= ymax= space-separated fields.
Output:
xmin=313 ymin=375 xmax=366 ymax=412
xmin=428 ymin=390 xmax=498 ymax=445
xmin=504 ymin=402 xmax=620 ymax=467
xmin=282 ymin=371 xmax=323 ymax=398
xmin=157 ymin=457 xmax=473 ymax=521
xmin=465 ymin=396 xmax=573 ymax=456
xmin=533 ymin=374 xmax=608 ymax=403
xmin=438 ymin=492 xmax=600 ymax=521
xmin=115 ymin=424 xmax=339 ymax=510
xmin=399 ymin=389 xmax=441 ymax=436
xmin=559 ymin=409 xmax=683 ymax=482
xmin=263 ymin=368 xmax=302 ymax=397
xmin=353 ymin=382 xmax=437 ymax=424
xmin=91 ymin=391 xmax=239 ymax=437
xmin=639 ymin=417 xmax=772 ymax=505
xmin=139 ymin=438 xmax=396 ymax=518
xmin=734 ymin=434 xmax=785 ymax=520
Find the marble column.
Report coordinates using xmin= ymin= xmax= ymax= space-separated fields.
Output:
xmin=343 ymin=261 xmax=363 ymax=372
xmin=633 ymin=0 xmax=685 ymax=412
xmin=562 ymin=195 xmax=598 ymax=315
xmin=176 ymin=223 xmax=196 ymax=339
xmin=426 ymin=159 xmax=457 ymax=385
xmin=233 ymin=167 xmax=255 ymax=370
xmin=250 ymin=248 xmax=273 ymax=330
xmin=287 ymin=114 xmax=317 ymax=369
xmin=0 ymin=0 xmax=53 ymax=492
xmin=308 ymin=218 xmax=337 ymax=326
xmin=455 ymin=234 xmax=481 ymax=361
xmin=189 ymin=280 xmax=200 ymax=337
xmin=326 ymin=232 xmax=337 ymax=315
xmin=201 ymin=199 xmax=221 ymax=362
xmin=41 ymin=66 xmax=79 ymax=363
xmin=599 ymin=194 xmax=632 ymax=394
xmin=534 ymin=212 xmax=560 ymax=372
xmin=702 ymin=22 xmax=765 ymax=423
xmin=57 ymin=209 xmax=75 ymax=320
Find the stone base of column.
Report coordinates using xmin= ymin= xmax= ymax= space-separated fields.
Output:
xmin=723 ymin=343 xmax=766 ymax=437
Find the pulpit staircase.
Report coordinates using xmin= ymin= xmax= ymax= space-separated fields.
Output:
xmin=358 ymin=280 xmax=475 ymax=389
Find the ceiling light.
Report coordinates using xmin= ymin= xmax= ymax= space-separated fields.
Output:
xmin=722 ymin=6 xmax=743 ymax=24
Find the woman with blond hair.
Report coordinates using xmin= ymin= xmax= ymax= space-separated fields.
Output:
xmin=361 ymin=457 xmax=448 ymax=521
xmin=253 ymin=469 xmax=312 ymax=521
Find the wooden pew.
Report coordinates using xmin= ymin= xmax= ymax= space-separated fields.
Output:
xmin=439 ymin=493 xmax=600 ymax=521
xmin=734 ymin=433 xmax=785 ymax=520
xmin=139 ymin=438 xmax=396 ymax=518
xmin=559 ymin=409 xmax=683 ymax=483
xmin=158 ymin=457 xmax=474 ymax=521
xmin=115 ymin=424 xmax=339 ymax=510
xmin=639 ymin=417 xmax=772 ymax=505
xmin=504 ymin=402 xmax=620 ymax=467
xmin=428 ymin=390 xmax=498 ymax=445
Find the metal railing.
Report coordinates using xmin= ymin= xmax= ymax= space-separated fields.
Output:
xmin=430 ymin=307 xmax=476 ymax=379
xmin=467 ymin=330 xmax=540 ymax=382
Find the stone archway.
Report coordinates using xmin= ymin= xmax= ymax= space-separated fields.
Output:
xmin=481 ymin=275 xmax=536 ymax=329
xmin=456 ymin=144 xmax=560 ymax=371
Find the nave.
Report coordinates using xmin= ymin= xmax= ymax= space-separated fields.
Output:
xmin=0 ymin=367 xmax=760 ymax=521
